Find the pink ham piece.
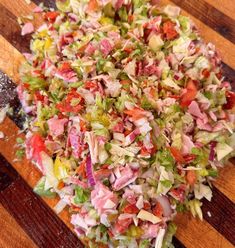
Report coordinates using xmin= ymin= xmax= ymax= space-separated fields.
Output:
xmin=68 ymin=127 xmax=85 ymax=159
xmin=113 ymin=122 xmax=124 ymax=133
xmin=55 ymin=68 xmax=78 ymax=83
xmin=181 ymin=134 xmax=195 ymax=154
xmin=115 ymin=0 xmax=124 ymax=10
xmin=100 ymin=39 xmax=113 ymax=57
xmin=21 ymin=22 xmax=34 ymax=36
xmin=85 ymin=43 xmax=96 ymax=56
xmin=33 ymin=6 xmax=43 ymax=13
xmin=141 ymin=224 xmax=160 ymax=239
xmin=113 ymin=166 xmax=138 ymax=191
xmin=125 ymin=128 xmax=140 ymax=146
xmin=85 ymin=132 xmax=99 ymax=164
xmin=47 ymin=117 xmax=68 ymax=137
xmin=196 ymin=118 xmax=212 ymax=131
xmin=188 ymin=101 xmax=204 ymax=119
xmin=91 ymin=182 xmax=118 ymax=215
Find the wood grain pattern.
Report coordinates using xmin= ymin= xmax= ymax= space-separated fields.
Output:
xmin=174 ymin=213 xmax=234 ymax=248
xmin=0 ymin=155 xmax=84 ymax=248
xmin=203 ymin=0 xmax=235 ymax=19
xmin=0 ymin=204 xmax=37 ymax=248
xmin=170 ymin=0 xmax=235 ymax=43
xmin=0 ymin=0 xmax=235 ymax=247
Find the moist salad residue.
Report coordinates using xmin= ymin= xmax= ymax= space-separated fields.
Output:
xmin=17 ymin=0 xmax=235 ymax=247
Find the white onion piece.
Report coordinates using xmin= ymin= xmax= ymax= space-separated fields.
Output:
xmin=156 ymin=195 xmax=172 ymax=217
xmin=54 ymin=199 xmax=67 ymax=214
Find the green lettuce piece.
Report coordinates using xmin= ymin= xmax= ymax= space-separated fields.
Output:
xmin=191 ymin=147 xmax=209 ymax=167
xmin=22 ymin=75 xmax=47 ymax=90
xmin=178 ymin=15 xmax=191 ymax=34
xmin=156 ymin=149 xmax=175 ymax=171
xmin=74 ymin=186 xmax=90 ymax=204
xmin=195 ymin=131 xmax=220 ymax=145
xmin=139 ymin=240 xmax=150 ymax=248
xmin=34 ymin=176 xmax=56 ymax=198
xmin=162 ymin=222 xmax=177 ymax=248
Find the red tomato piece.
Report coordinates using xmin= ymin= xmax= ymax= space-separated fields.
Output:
xmin=169 ymin=147 xmax=185 ymax=164
xmin=44 ymin=11 xmax=60 ymax=22
xmin=183 ymin=154 xmax=196 ymax=163
xmin=223 ymin=91 xmax=235 ymax=110
xmin=202 ymin=69 xmax=210 ymax=78
xmin=30 ymin=133 xmax=46 ymax=164
xmin=152 ymin=202 xmax=163 ymax=217
xmin=113 ymin=218 xmax=133 ymax=234
xmin=123 ymin=204 xmax=139 ymax=214
xmin=163 ymin=21 xmax=178 ymax=40
xmin=87 ymin=0 xmax=99 ymax=12
xmin=186 ymin=170 xmax=197 ymax=186
xmin=180 ymin=80 xmax=198 ymax=107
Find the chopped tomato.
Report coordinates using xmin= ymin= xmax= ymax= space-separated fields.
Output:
xmin=56 ymin=89 xmax=84 ymax=113
xmin=29 ymin=133 xmax=46 ymax=164
xmin=163 ymin=21 xmax=178 ymax=40
xmin=76 ymin=159 xmax=87 ymax=179
xmin=87 ymin=0 xmax=99 ymax=12
xmin=57 ymin=181 xmax=65 ymax=190
xmin=113 ymin=218 xmax=133 ymax=234
xmin=186 ymin=170 xmax=197 ymax=186
xmin=84 ymin=81 xmax=99 ymax=92
xmin=202 ymin=68 xmax=210 ymax=78
xmin=152 ymin=202 xmax=163 ymax=217
xmin=140 ymin=146 xmax=150 ymax=156
xmin=170 ymin=185 xmax=186 ymax=202
xmin=223 ymin=91 xmax=235 ymax=110
xmin=143 ymin=201 xmax=151 ymax=210
xmin=169 ymin=147 xmax=185 ymax=164
xmin=183 ymin=154 xmax=196 ymax=163
xmin=59 ymin=62 xmax=72 ymax=72
xmin=34 ymin=91 xmax=44 ymax=102
xmin=123 ymin=47 xmax=133 ymax=53
xmin=79 ymin=119 xmax=87 ymax=132
xmin=44 ymin=11 xmax=60 ymax=22
xmin=123 ymin=204 xmax=139 ymax=214
xmin=94 ymin=169 xmax=112 ymax=180
xmin=124 ymin=108 xmax=146 ymax=120
xmin=180 ymin=80 xmax=198 ymax=107
xmin=168 ymin=94 xmax=180 ymax=99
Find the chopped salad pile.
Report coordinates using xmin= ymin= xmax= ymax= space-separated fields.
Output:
xmin=17 ymin=0 xmax=235 ymax=247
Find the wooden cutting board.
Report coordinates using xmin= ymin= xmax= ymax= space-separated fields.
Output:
xmin=0 ymin=0 xmax=235 ymax=247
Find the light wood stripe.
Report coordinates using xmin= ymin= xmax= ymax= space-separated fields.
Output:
xmin=213 ymin=161 xmax=235 ymax=203
xmin=175 ymin=213 xmax=234 ymax=248
xmin=161 ymin=0 xmax=235 ymax=69
xmin=0 ymin=35 xmax=24 ymax=82
xmin=170 ymin=0 xmax=235 ymax=44
xmin=0 ymin=204 xmax=37 ymax=248
xmin=204 ymin=0 xmax=235 ymax=19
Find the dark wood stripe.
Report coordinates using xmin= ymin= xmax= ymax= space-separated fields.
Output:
xmin=171 ymin=0 xmax=235 ymax=44
xmin=222 ymin=63 xmax=235 ymax=90
xmin=33 ymin=0 xmax=56 ymax=8
xmin=0 ymin=153 xmax=19 ymax=191
xmin=202 ymin=186 xmax=235 ymax=245
xmin=0 ymin=153 xmax=84 ymax=248
xmin=172 ymin=237 xmax=186 ymax=248
xmin=0 ymin=71 xmax=25 ymax=129
xmin=0 ymin=3 xmax=31 ymax=53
